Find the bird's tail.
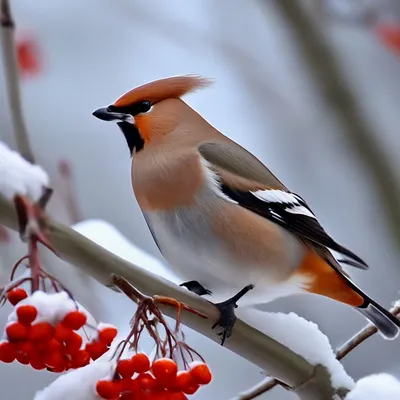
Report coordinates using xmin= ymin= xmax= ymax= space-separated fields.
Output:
xmin=356 ymin=298 xmax=399 ymax=340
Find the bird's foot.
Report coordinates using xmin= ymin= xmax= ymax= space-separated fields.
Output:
xmin=180 ymin=280 xmax=212 ymax=296
xmin=211 ymin=284 xmax=255 ymax=346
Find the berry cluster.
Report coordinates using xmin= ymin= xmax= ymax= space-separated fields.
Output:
xmin=96 ymin=353 xmax=212 ymax=399
xmin=0 ymin=288 xmax=118 ymax=372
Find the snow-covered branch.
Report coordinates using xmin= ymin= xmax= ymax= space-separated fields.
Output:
xmin=0 ymin=192 xmax=345 ymax=399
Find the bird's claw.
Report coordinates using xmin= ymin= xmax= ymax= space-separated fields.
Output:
xmin=180 ymin=280 xmax=212 ymax=296
xmin=211 ymin=284 xmax=254 ymax=346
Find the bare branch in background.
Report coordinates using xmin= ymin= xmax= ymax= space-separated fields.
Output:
xmin=269 ymin=0 xmax=400 ymax=249
xmin=0 ymin=193 xmax=344 ymax=399
xmin=0 ymin=0 xmax=35 ymax=163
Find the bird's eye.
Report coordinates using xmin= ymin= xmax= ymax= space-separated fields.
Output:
xmin=137 ymin=100 xmax=152 ymax=114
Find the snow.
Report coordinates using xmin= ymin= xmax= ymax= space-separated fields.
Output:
xmin=0 ymin=141 xmax=49 ymax=201
xmin=237 ymin=308 xmax=355 ymax=390
xmin=7 ymin=291 xmax=76 ymax=324
xmin=345 ymin=373 xmax=400 ymax=400
xmin=33 ymin=359 xmax=117 ymax=400
xmin=71 ymin=219 xmax=181 ymax=284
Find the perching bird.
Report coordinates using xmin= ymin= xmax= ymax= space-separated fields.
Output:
xmin=93 ymin=75 xmax=400 ymax=343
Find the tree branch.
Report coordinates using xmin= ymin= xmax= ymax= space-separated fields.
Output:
xmin=0 ymin=193 xmax=346 ymax=399
xmin=270 ymin=0 xmax=400 ymax=248
xmin=0 ymin=0 xmax=35 ymax=163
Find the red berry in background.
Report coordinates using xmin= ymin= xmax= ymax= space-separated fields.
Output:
xmin=182 ymin=384 xmax=200 ymax=395
xmin=0 ymin=342 xmax=16 ymax=363
xmin=7 ymin=288 xmax=28 ymax=305
xmin=18 ymin=341 xmax=36 ymax=358
xmin=130 ymin=352 xmax=150 ymax=373
xmin=16 ymin=304 xmax=38 ymax=325
xmin=152 ymin=358 xmax=178 ymax=385
xmin=189 ymin=362 xmax=212 ymax=385
xmin=61 ymin=310 xmax=87 ymax=330
xmin=96 ymin=380 xmax=120 ymax=399
xmin=30 ymin=322 xmax=54 ymax=342
xmin=6 ymin=322 xmax=29 ymax=341
xmin=375 ymin=24 xmax=400 ymax=56
xmin=169 ymin=393 xmax=188 ymax=400
xmin=15 ymin=352 xmax=30 ymax=365
xmin=117 ymin=358 xmax=136 ymax=378
xmin=16 ymin=34 xmax=41 ymax=78
xmin=98 ymin=326 xmax=118 ymax=345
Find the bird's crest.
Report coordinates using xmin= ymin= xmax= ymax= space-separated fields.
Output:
xmin=113 ymin=75 xmax=212 ymax=107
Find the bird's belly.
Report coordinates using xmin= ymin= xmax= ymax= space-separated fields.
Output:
xmin=143 ymin=206 xmax=307 ymax=305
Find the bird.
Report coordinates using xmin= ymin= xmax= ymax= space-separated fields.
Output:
xmin=93 ymin=75 xmax=400 ymax=344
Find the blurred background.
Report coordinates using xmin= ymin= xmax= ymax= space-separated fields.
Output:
xmin=1 ymin=0 xmax=400 ymax=398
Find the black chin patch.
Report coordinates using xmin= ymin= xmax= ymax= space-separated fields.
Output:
xmin=117 ymin=121 xmax=144 ymax=154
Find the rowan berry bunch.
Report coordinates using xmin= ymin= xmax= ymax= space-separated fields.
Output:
xmin=93 ymin=276 xmax=213 ymax=399
xmin=0 ymin=195 xmax=119 ymax=372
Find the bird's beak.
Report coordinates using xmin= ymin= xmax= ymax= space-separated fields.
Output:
xmin=92 ymin=106 xmax=133 ymax=123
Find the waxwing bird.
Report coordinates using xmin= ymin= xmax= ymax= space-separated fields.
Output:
xmin=93 ymin=75 xmax=400 ymax=343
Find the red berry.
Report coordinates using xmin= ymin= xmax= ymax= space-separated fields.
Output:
xmin=71 ymin=349 xmax=90 ymax=368
xmin=54 ymin=323 xmax=72 ymax=342
xmin=43 ymin=351 xmax=64 ymax=368
xmin=30 ymin=322 xmax=54 ymax=342
xmin=18 ymin=341 xmax=36 ymax=358
xmin=15 ymin=352 xmax=29 ymax=365
xmin=96 ymin=380 xmax=120 ymax=399
xmin=0 ymin=342 xmax=16 ymax=363
xmin=117 ymin=358 xmax=136 ymax=378
xmin=7 ymin=288 xmax=27 ymax=305
xmin=98 ymin=326 xmax=118 ymax=345
xmin=120 ymin=377 xmax=139 ymax=392
xmin=152 ymin=358 xmax=178 ymax=385
xmin=30 ymin=356 xmax=46 ymax=370
xmin=176 ymin=371 xmax=195 ymax=392
xmin=189 ymin=362 xmax=212 ymax=385
xmin=61 ymin=310 xmax=87 ymax=330
xmin=64 ymin=331 xmax=82 ymax=355
xmin=182 ymin=384 xmax=200 ymax=395
xmin=16 ymin=305 xmax=38 ymax=325
xmin=168 ymin=393 xmax=188 ymax=400
xmin=6 ymin=322 xmax=29 ymax=341
xmin=85 ymin=341 xmax=108 ymax=360
xmin=136 ymin=373 xmax=158 ymax=391
xmin=131 ymin=353 xmax=150 ymax=373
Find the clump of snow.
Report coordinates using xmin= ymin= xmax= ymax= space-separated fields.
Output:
xmin=33 ymin=359 xmax=117 ymax=400
xmin=0 ymin=140 xmax=49 ymax=201
xmin=8 ymin=290 xmax=76 ymax=324
xmin=346 ymin=373 xmax=400 ymax=400
xmin=72 ymin=219 xmax=181 ymax=284
xmin=237 ymin=308 xmax=354 ymax=390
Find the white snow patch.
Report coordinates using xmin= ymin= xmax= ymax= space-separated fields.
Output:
xmin=0 ymin=141 xmax=49 ymax=201
xmin=33 ymin=359 xmax=117 ymax=400
xmin=346 ymin=373 xmax=400 ymax=400
xmin=237 ymin=308 xmax=354 ymax=390
xmin=72 ymin=219 xmax=181 ymax=284
xmin=8 ymin=290 xmax=76 ymax=324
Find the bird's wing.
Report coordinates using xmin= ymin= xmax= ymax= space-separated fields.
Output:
xmin=198 ymin=141 xmax=369 ymax=270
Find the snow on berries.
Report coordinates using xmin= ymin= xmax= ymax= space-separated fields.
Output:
xmin=0 ymin=289 xmax=119 ymax=372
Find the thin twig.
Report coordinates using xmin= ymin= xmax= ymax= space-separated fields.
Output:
xmin=1 ymin=0 xmax=35 ymax=162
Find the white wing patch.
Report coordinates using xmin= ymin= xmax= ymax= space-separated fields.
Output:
xmin=251 ymin=189 xmax=316 ymax=219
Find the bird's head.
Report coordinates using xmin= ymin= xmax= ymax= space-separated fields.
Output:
xmin=92 ymin=75 xmax=211 ymax=154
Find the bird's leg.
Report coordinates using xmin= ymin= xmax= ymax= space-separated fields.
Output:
xmin=180 ymin=280 xmax=212 ymax=296
xmin=211 ymin=284 xmax=255 ymax=346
